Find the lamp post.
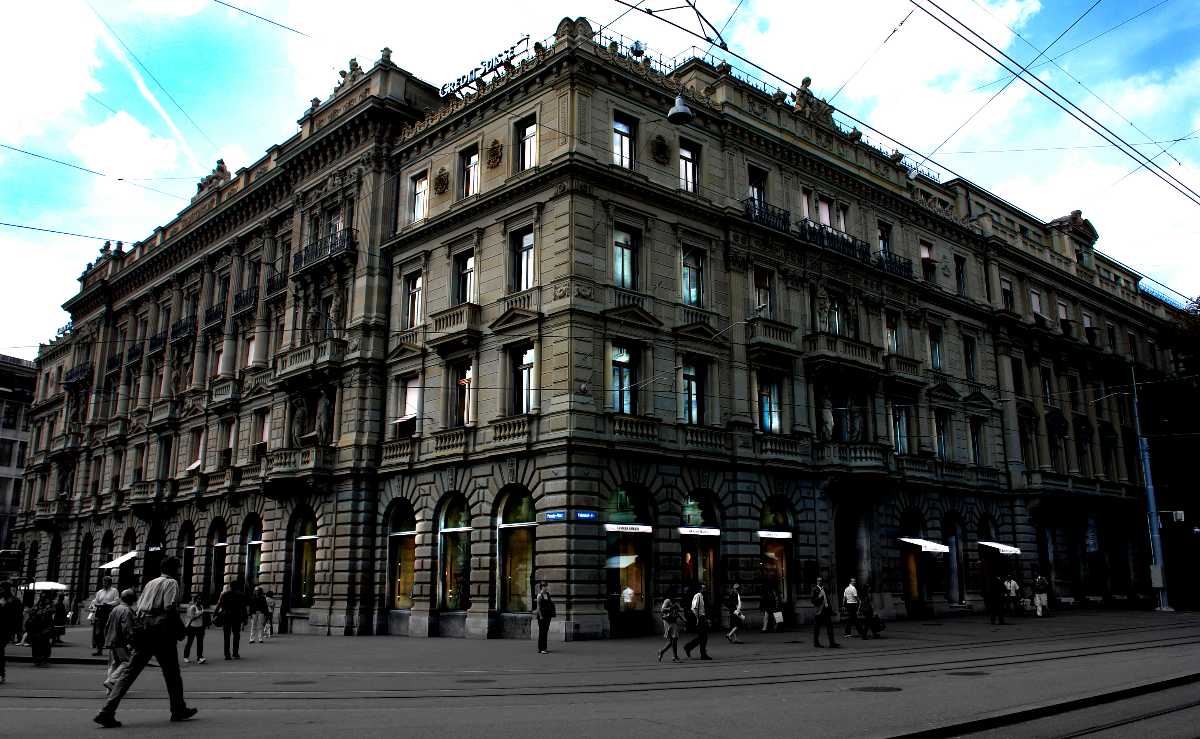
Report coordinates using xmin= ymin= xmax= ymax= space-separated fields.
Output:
xmin=1129 ymin=363 xmax=1171 ymax=611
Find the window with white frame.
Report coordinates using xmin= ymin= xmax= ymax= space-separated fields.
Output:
xmin=757 ymin=372 xmax=781 ymax=433
xmin=453 ymin=251 xmax=475 ymax=305
xmin=929 ymin=325 xmax=943 ymax=370
xmin=935 ymin=409 xmax=950 ymax=459
xmin=510 ymin=344 xmax=536 ymax=415
xmin=886 ymin=310 xmax=900 ymax=354
xmin=679 ymin=140 xmax=698 ymax=192
xmin=449 ymin=361 xmax=473 ymax=427
xmin=460 ymin=145 xmax=479 ymax=198
xmin=403 ymin=273 xmax=423 ymax=329
xmin=818 ymin=197 xmax=832 ymax=227
xmin=681 ymin=247 xmax=703 ymax=307
xmin=1029 ymin=288 xmax=1043 ymax=316
xmin=411 ymin=172 xmax=429 ymax=222
xmin=510 ymin=227 xmax=535 ymax=292
xmin=800 ymin=187 xmax=812 ymax=220
xmin=892 ymin=405 xmax=910 ymax=455
xmin=516 ymin=116 xmax=537 ymax=171
xmin=970 ymin=417 xmax=984 ymax=464
xmin=612 ymin=113 xmax=635 ymax=168
xmin=682 ymin=364 xmax=704 ymax=425
xmin=754 ymin=268 xmax=774 ymax=318
xmin=613 ymin=226 xmax=638 ymax=290
xmin=878 ymin=221 xmax=892 ymax=255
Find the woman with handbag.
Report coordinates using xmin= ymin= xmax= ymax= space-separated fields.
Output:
xmin=725 ymin=583 xmax=744 ymax=644
xmin=657 ymin=596 xmax=682 ymax=663
xmin=183 ymin=594 xmax=207 ymax=664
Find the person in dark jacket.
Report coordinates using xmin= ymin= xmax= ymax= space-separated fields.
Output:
xmin=248 ymin=588 xmax=269 ymax=644
xmin=987 ymin=575 xmax=1008 ymax=625
xmin=53 ymin=594 xmax=68 ymax=645
xmin=215 ymin=580 xmax=248 ymax=660
xmin=0 ymin=582 xmax=18 ymax=683
xmin=810 ymin=577 xmax=839 ymax=648
xmin=28 ymin=592 xmax=57 ymax=666
xmin=534 ymin=581 xmax=555 ymax=654
xmin=761 ymin=588 xmax=778 ymax=633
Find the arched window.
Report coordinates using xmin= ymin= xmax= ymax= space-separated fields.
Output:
xmin=438 ymin=496 xmax=472 ymax=611
xmin=243 ymin=514 xmax=263 ymax=589
xmin=76 ymin=533 xmax=94 ymax=603
xmin=387 ymin=502 xmax=417 ymax=610
xmin=290 ymin=511 xmax=318 ymax=608
xmin=177 ymin=522 xmax=196 ymax=598
xmin=605 ymin=487 xmax=653 ymax=622
xmin=758 ymin=497 xmax=794 ymax=606
xmin=47 ymin=532 xmax=62 ymax=583
xmin=206 ymin=519 xmax=227 ymax=602
xmin=498 ymin=489 xmax=536 ymax=612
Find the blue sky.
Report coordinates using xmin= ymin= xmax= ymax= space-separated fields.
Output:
xmin=1 ymin=0 xmax=1197 ymax=359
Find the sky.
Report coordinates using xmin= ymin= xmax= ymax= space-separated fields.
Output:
xmin=0 ymin=0 xmax=1197 ymax=360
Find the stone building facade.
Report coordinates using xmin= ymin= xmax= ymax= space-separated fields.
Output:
xmin=12 ymin=18 xmax=1181 ymax=638
xmin=0 ymin=354 xmax=35 ymax=551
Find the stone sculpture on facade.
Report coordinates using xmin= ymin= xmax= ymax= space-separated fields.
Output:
xmin=820 ymin=398 xmax=835 ymax=441
xmin=315 ymin=389 xmax=333 ymax=446
xmin=290 ymin=397 xmax=309 ymax=449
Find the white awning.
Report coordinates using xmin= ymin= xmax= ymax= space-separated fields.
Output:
xmin=97 ymin=551 xmax=137 ymax=569
xmin=186 ymin=459 xmax=202 ymax=472
xmin=605 ymin=555 xmax=640 ymax=569
xmin=979 ymin=541 xmax=1021 ymax=555
xmin=899 ymin=537 xmax=950 ymax=553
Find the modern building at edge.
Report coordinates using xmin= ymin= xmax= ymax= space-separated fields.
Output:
xmin=12 ymin=17 xmax=1186 ymax=639
xmin=0 ymin=354 xmax=34 ymax=552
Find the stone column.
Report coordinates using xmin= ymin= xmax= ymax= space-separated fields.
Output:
xmin=986 ymin=258 xmax=1003 ymax=309
xmin=1083 ymin=376 xmax=1104 ymax=478
xmin=1060 ymin=373 xmax=1079 ymax=475
xmin=871 ymin=380 xmax=888 ymax=444
xmin=727 ymin=259 xmax=751 ymax=426
xmin=1031 ymin=364 xmax=1052 ymax=470
xmin=994 ymin=342 xmax=1025 ymax=483
xmin=251 ymin=227 xmax=272 ymax=368
xmin=192 ymin=265 xmax=214 ymax=389
xmin=1108 ymin=393 xmax=1129 ymax=482
xmin=160 ymin=282 xmax=183 ymax=399
xmin=137 ymin=299 xmax=158 ymax=410
xmin=791 ymin=357 xmax=811 ymax=435
xmin=219 ymin=250 xmax=242 ymax=378
xmin=88 ymin=319 xmax=111 ymax=422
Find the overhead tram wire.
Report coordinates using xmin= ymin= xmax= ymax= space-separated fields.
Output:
xmin=89 ymin=4 xmax=220 ymax=154
xmin=0 ymin=222 xmax=135 ymax=242
xmin=607 ymin=0 xmax=980 ymax=186
xmin=968 ymin=0 xmax=1173 ymax=93
xmin=702 ymin=0 xmax=744 ymax=57
xmin=829 ymin=9 xmax=914 ymax=104
xmin=966 ymin=0 xmax=1183 ymax=169
xmin=908 ymin=0 xmax=1104 ymax=174
xmin=0 ymin=143 xmax=190 ymax=201
xmin=910 ymin=0 xmax=1200 ymax=209
xmin=211 ymin=0 xmax=311 ymax=37
xmin=940 ymin=134 xmax=1200 ymax=155
xmin=1112 ymin=123 xmax=1200 ymax=187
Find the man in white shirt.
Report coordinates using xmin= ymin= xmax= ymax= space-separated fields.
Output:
xmin=91 ymin=577 xmax=121 ymax=656
xmin=842 ymin=578 xmax=860 ymax=638
xmin=1004 ymin=576 xmax=1020 ymax=616
xmin=682 ymin=586 xmax=712 ymax=660
xmin=95 ymin=557 xmax=197 ymax=728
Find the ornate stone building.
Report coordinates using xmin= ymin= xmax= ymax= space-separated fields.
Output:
xmin=13 ymin=18 xmax=1181 ymax=638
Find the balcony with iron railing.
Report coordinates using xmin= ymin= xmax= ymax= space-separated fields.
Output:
xmin=876 ymin=252 xmax=914 ymax=278
xmin=105 ymin=354 xmax=123 ymax=374
xmin=292 ymin=228 xmax=355 ymax=275
xmin=233 ymin=287 xmax=258 ymax=316
xmin=203 ymin=305 xmax=226 ymax=330
xmin=64 ymin=363 xmax=93 ymax=385
xmin=126 ymin=343 xmax=143 ymax=365
xmin=803 ymin=332 xmax=883 ymax=371
xmin=148 ymin=330 xmax=169 ymax=355
xmin=742 ymin=197 xmax=791 ymax=233
xmin=169 ymin=316 xmax=196 ymax=343
xmin=796 ymin=219 xmax=872 ymax=263
xmin=265 ymin=270 xmax=288 ymax=297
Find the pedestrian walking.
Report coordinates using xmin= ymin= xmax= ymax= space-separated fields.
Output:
xmin=987 ymin=575 xmax=1008 ymax=625
xmin=842 ymin=578 xmax=860 ymax=638
xmin=0 ymin=582 xmax=18 ymax=683
xmin=761 ymin=588 xmax=778 ymax=633
xmin=249 ymin=587 xmax=269 ymax=644
xmin=102 ymin=589 xmax=136 ymax=693
xmin=856 ymin=585 xmax=884 ymax=639
xmin=1004 ymin=575 xmax=1020 ymax=616
xmin=52 ymin=594 xmax=68 ymax=645
xmin=534 ymin=580 xmax=555 ymax=654
xmin=264 ymin=591 xmax=276 ymax=640
xmin=93 ymin=555 xmax=197 ymax=728
xmin=683 ymin=585 xmax=712 ymax=660
xmin=90 ymin=577 xmax=120 ymax=656
xmin=215 ymin=580 xmax=248 ymax=660
xmin=1033 ymin=572 xmax=1050 ymax=617
xmin=810 ymin=577 xmax=839 ymax=648
xmin=183 ymin=594 xmax=207 ymax=664
xmin=725 ymin=583 xmax=744 ymax=643
xmin=657 ymin=596 xmax=682 ymax=662
xmin=28 ymin=592 xmax=56 ymax=666
xmin=2 ymin=583 xmax=21 ymax=650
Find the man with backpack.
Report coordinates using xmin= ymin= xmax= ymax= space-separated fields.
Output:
xmin=534 ymin=580 xmax=555 ymax=654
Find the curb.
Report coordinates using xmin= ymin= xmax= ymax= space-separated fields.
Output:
xmin=8 ymin=655 xmax=107 ymax=666
xmin=893 ymin=671 xmax=1200 ymax=738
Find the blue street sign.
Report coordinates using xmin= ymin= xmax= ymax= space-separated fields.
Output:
xmin=576 ymin=510 xmax=598 ymax=520
xmin=544 ymin=511 xmax=566 ymax=521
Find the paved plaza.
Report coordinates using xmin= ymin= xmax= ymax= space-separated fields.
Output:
xmin=1 ymin=610 xmax=1198 ymax=736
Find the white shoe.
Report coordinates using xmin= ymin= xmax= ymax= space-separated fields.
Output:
xmin=197 ymin=658 xmax=206 ymax=664
xmin=183 ymin=658 xmax=191 ymax=663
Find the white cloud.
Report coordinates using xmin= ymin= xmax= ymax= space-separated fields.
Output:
xmin=68 ymin=112 xmax=179 ymax=176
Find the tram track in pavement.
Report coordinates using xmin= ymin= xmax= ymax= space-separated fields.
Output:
xmin=5 ymin=631 xmax=1199 ymax=702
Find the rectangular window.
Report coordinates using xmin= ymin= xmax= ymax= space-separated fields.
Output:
xmin=460 ymin=146 xmax=480 ymax=199
xmin=886 ymin=311 xmax=900 ymax=354
xmin=963 ymin=335 xmax=977 ymax=381
xmin=1011 ymin=356 xmax=1025 ymax=396
xmin=970 ymin=417 xmax=984 ymax=464
xmin=892 ymin=406 xmax=910 ymax=455
xmin=682 ymin=364 xmax=704 ymax=425
xmin=517 ymin=116 xmax=537 ymax=171
xmin=612 ymin=113 xmax=635 ymax=168
xmin=453 ymin=251 xmax=475 ymax=305
xmin=510 ymin=227 xmax=535 ymax=292
xmin=1057 ymin=301 xmax=1069 ymax=321
xmin=757 ymin=372 xmax=781 ymax=433
xmin=511 ymin=345 xmax=536 ymax=415
xmin=748 ymin=166 xmax=768 ymax=205
xmin=190 ymin=428 xmax=203 ymax=467
xmin=935 ymin=410 xmax=950 ymax=460
xmin=1082 ymin=312 xmax=1093 ymax=328
xmin=878 ymin=221 xmax=892 ymax=255
xmin=403 ymin=273 xmax=423 ymax=328
xmin=929 ymin=325 xmax=943 ymax=370
xmin=818 ymin=197 xmax=832 ymax=227
xmin=411 ymin=172 xmax=429 ymax=222
xmin=800 ymin=188 xmax=812 ymax=220
xmin=1041 ymin=368 xmax=1054 ymax=405
xmin=954 ymin=255 xmax=967 ymax=296
xmin=754 ymin=268 xmax=774 ymax=318
xmin=133 ymin=444 xmax=145 ymax=482
xmin=1029 ymin=288 xmax=1043 ymax=316
xmin=450 ymin=361 xmax=473 ymax=427
xmin=611 ymin=344 xmax=638 ymax=414
xmin=1107 ymin=323 xmax=1117 ymax=350
xmin=828 ymin=294 xmax=843 ymax=336
xmin=1127 ymin=332 xmax=1138 ymax=361
xmin=392 ymin=377 xmax=420 ymax=439
xmin=837 ymin=204 xmax=848 ymax=232
xmin=0 ymin=440 xmax=12 ymax=467
xmin=613 ymin=226 xmax=638 ymax=290
xmin=678 ymin=141 xmax=698 ymax=192
xmin=1000 ymin=277 xmax=1015 ymax=310
xmin=682 ymin=248 xmax=703 ymax=307
xmin=921 ymin=240 xmax=936 ymax=282
xmin=1148 ymin=339 xmax=1158 ymax=368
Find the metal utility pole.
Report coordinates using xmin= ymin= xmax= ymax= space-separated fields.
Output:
xmin=1129 ymin=363 xmax=1171 ymax=611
